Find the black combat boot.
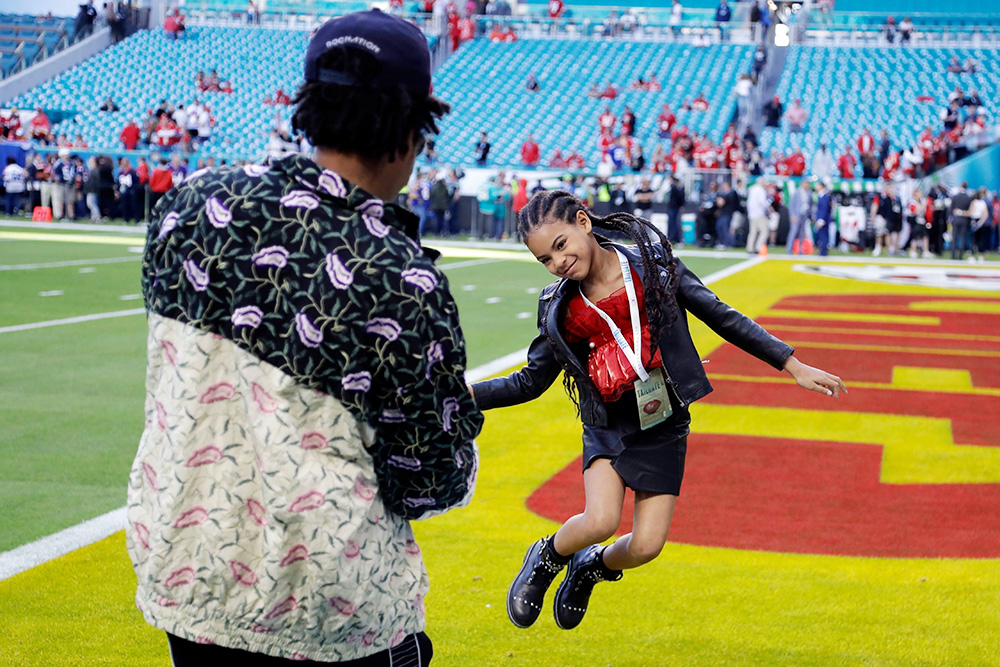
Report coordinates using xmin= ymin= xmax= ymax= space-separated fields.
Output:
xmin=507 ymin=536 xmax=569 ymax=628
xmin=552 ymin=545 xmax=622 ymax=630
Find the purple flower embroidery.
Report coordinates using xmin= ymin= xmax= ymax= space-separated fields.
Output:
xmin=388 ymin=455 xmax=422 ymax=471
xmin=426 ymin=341 xmax=444 ymax=379
xmin=295 ymin=312 xmax=323 ymax=348
xmin=232 ymin=305 xmax=263 ymax=329
xmin=158 ymin=212 xmax=179 ymax=240
xmin=341 ymin=372 xmax=371 ymax=392
xmin=403 ymin=496 xmax=435 ymax=509
xmin=357 ymin=199 xmax=384 ymax=220
xmin=380 ymin=409 xmax=406 ymax=423
xmin=324 ymin=253 xmax=353 ymax=289
xmin=206 ymin=197 xmax=232 ymax=228
xmin=183 ymin=259 xmax=209 ymax=291
xmin=280 ymin=190 xmax=320 ymax=210
xmin=402 ymin=268 xmax=439 ymax=294
xmin=187 ymin=168 xmax=209 ymax=182
xmin=318 ymin=171 xmax=346 ymax=198
xmin=252 ymin=245 xmax=289 ymax=269
xmin=442 ymin=397 xmax=460 ymax=433
xmin=244 ymin=164 xmax=270 ymax=177
xmin=363 ymin=214 xmax=389 ymax=238
xmin=366 ymin=318 xmax=401 ymax=341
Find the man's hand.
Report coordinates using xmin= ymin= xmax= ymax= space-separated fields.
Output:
xmin=783 ymin=356 xmax=847 ymax=397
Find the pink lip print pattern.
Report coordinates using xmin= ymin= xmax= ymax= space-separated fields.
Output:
xmin=299 ymin=432 xmax=327 ymax=450
xmin=142 ymin=462 xmax=158 ymax=489
xmin=353 ymin=477 xmax=375 ymax=502
xmin=173 ymin=507 xmax=209 ymax=528
xmin=185 ymin=445 xmax=222 ymax=467
xmin=280 ymin=544 xmax=310 ymax=567
xmin=264 ymin=596 xmax=298 ymax=619
xmin=161 ymin=339 xmax=178 ymax=367
xmin=199 ymin=382 xmax=235 ymax=404
xmin=134 ymin=522 xmax=150 ymax=549
xmin=343 ymin=540 xmax=360 ymax=560
xmin=289 ymin=490 xmax=325 ymax=513
xmin=246 ymin=498 xmax=268 ymax=526
xmin=155 ymin=402 xmax=168 ymax=430
xmin=164 ymin=566 xmax=196 ymax=588
xmin=329 ymin=596 xmax=357 ymax=617
xmin=229 ymin=560 xmax=258 ymax=586
xmin=251 ymin=382 xmax=279 ymax=413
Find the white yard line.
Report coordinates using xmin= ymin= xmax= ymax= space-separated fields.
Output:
xmin=0 ymin=254 xmax=763 ymax=580
xmin=0 ymin=256 xmax=141 ymax=271
xmin=0 ymin=309 xmax=145 ymax=335
xmin=437 ymin=257 xmax=507 ymax=270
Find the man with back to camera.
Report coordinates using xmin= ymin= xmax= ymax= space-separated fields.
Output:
xmin=126 ymin=10 xmax=483 ymax=666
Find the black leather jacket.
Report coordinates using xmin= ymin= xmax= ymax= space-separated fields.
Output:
xmin=472 ymin=242 xmax=794 ymax=427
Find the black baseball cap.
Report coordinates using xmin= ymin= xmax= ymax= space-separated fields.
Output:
xmin=304 ymin=9 xmax=432 ymax=98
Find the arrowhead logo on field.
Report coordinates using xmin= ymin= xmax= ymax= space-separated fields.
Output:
xmin=527 ymin=293 xmax=1000 ymax=558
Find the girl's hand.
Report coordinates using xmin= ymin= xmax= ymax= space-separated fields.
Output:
xmin=467 ymin=384 xmax=476 ymax=402
xmin=783 ymin=356 xmax=847 ymax=397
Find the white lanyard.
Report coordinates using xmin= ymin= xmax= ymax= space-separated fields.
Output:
xmin=577 ymin=248 xmax=650 ymax=383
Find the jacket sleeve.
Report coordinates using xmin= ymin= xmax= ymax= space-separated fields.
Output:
xmin=470 ymin=288 xmax=563 ymax=410
xmin=359 ymin=257 xmax=483 ymax=521
xmin=674 ymin=259 xmax=794 ymax=371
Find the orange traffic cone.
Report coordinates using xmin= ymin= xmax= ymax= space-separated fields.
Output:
xmin=32 ymin=206 xmax=52 ymax=222
xmin=802 ymin=238 xmax=814 ymax=255
xmin=758 ymin=243 xmax=769 ymax=258
xmin=792 ymin=238 xmax=801 ymax=254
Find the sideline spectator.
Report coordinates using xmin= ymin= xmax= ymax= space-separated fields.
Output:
xmin=51 ymin=148 xmax=77 ymax=220
xmin=128 ymin=12 xmax=480 ymax=665
xmin=949 ymin=182 xmax=973 ymax=260
xmin=786 ymin=181 xmax=812 ymax=254
xmin=814 ymin=181 xmax=832 ymax=256
xmin=148 ymin=158 xmax=172 ymax=209
xmin=746 ymin=178 xmax=770 ymax=253
xmin=116 ymin=157 xmax=140 ymax=223
xmin=665 ymin=175 xmax=685 ymax=245
xmin=3 ymin=157 xmax=27 ymax=216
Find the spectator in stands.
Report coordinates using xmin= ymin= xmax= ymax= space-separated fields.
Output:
xmin=116 ymin=157 xmax=140 ymax=223
xmin=963 ymin=57 xmax=979 ymax=74
xmin=877 ymin=129 xmax=891 ymax=166
xmin=860 ymin=151 xmax=880 ymax=179
xmin=548 ymin=0 xmax=565 ymax=18
xmin=246 ymin=0 xmax=260 ymax=24
xmin=115 ymin=118 xmax=139 ymax=151
xmin=811 ymin=143 xmax=834 ymax=178
xmin=786 ymin=99 xmax=808 ymax=132
xmin=964 ymin=89 xmax=983 ymax=115
xmin=691 ymin=92 xmax=709 ymax=112
xmin=456 ymin=14 xmax=475 ymax=47
xmin=882 ymin=16 xmax=897 ymax=45
xmin=786 ymin=181 xmax=812 ymax=255
xmin=599 ymin=106 xmax=616 ymax=134
xmin=474 ymin=130 xmax=491 ymax=165
xmin=941 ymin=100 xmax=961 ymax=132
xmin=621 ymin=106 xmax=636 ymax=136
xmin=715 ymin=0 xmax=731 ymax=41
xmin=548 ymin=150 xmax=567 ymax=169
xmin=29 ymin=108 xmax=51 ymax=142
xmin=734 ymin=74 xmax=753 ymax=119
xmin=104 ymin=2 xmax=123 ymax=43
xmin=899 ymin=16 xmax=913 ymax=44
xmin=751 ymin=44 xmax=767 ymax=82
xmin=3 ymin=157 xmax=26 ymax=216
xmin=856 ymin=127 xmax=875 ymax=160
xmin=657 ymin=103 xmax=676 ymax=138
xmin=946 ymin=56 xmax=964 ymax=74
xmin=749 ymin=0 xmax=762 ymax=41
xmin=487 ymin=0 xmax=512 ymax=16
xmin=169 ymin=154 xmax=188 ymax=188
xmin=566 ymin=151 xmax=586 ymax=169
xmin=100 ymin=96 xmax=120 ymax=112
xmin=787 ymin=148 xmax=806 ymax=177
xmin=665 ymin=175 xmax=685 ymax=245
xmin=669 ymin=0 xmax=683 ymax=37
xmin=74 ymin=1 xmax=97 ymax=41
xmin=526 ymin=74 xmax=540 ymax=92
xmin=763 ymin=96 xmax=783 ymax=128
xmin=814 ymin=181 xmax=832 ymax=256
xmin=520 ymin=134 xmax=540 ymax=167
xmin=1 ymin=108 xmax=22 ymax=140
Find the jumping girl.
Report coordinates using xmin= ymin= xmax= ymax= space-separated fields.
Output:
xmin=469 ymin=190 xmax=846 ymax=630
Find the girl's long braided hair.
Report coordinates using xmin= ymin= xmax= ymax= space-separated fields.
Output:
xmin=518 ymin=189 xmax=680 ymax=411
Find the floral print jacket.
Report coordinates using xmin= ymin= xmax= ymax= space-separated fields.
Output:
xmin=126 ymin=155 xmax=482 ymax=661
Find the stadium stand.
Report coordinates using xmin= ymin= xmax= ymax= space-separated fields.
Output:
xmin=761 ymin=46 xmax=1000 ymax=160
xmin=0 ymin=13 xmax=71 ymax=78
xmin=432 ymin=39 xmax=752 ymax=168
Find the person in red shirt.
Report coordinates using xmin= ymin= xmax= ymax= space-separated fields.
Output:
xmin=691 ymin=92 xmax=709 ymax=112
xmin=599 ymin=106 xmax=616 ymax=133
xmin=502 ymin=26 xmax=518 ymax=42
xmin=646 ymin=74 xmax=661 ymax=92
xmin=548 ymin=0 xmax=565 ymax=18
xmin=857 ymin=128 xmax=875 ymax=159
xmin=599 ymin=83 xmax=618 ymax=99
xmin=149 ymin=159 xmax=174 ymax=209
xmin=656 ymin=103 xmax=675 ymax=138
xmin=548 ymin=150 xmax=568 ymax=169
xmin=2 ymin=108 xmax=22 ymax=140
xmin=621 ymin=106 xmax=636 ymax=136
xmin=448 ymin=10 xmax=460 ymax=50
xmin=566 ymin=152 xmax=586 ymax=169
xmin=520 ymin=134 xmax=540 ymax=166
xmin=489 ymin=23 xmax=504 ymax=41
xmin=457 ymin=16 xmax=474 ymax=45
xmin=773 ymin=152 xmax=790 ymax=176
xmin=881 ymin=151 xmax=900 ymax=180
xmin=597 ymin=129 xmax=614 ymax=158
xmin=787 ymin=149 xmax=806 ymax=176
xmin=836 ymin=146 xmax=855 ymax=178
xmin=29 ymin=108 xmax=51 ymax=141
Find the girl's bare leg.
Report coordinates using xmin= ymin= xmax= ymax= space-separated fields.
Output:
xmin=602 ymin=491 xmax=677 ymax=570
xmin=552 ymin=459 xmax=625 ymax=556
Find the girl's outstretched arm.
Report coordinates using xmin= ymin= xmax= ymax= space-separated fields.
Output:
xmin=783 ymin=356 xmax=848 ymax=397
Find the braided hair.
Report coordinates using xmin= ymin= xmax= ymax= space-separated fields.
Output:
xmin=517 ymin=189 xmax=680 ymax=411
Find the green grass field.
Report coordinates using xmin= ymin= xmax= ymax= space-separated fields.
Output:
xmin=2 ymin=223 xmax=998 ymax=667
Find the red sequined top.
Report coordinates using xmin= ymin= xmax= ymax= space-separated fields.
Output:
xmin=562 ymin=266 xmax=663 ymax=402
